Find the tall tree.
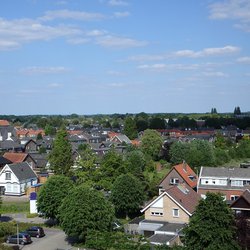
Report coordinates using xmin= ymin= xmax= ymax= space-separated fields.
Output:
xmin=58 ymin=185 xmax=114 ymax=242
xmin=123 ymin=117 xmax=137 ymax=140
xmin=49 ymin=128 xmax=73 ymax=175
xmin=37 ymin=175 xmax=73 ymax=220
xmin=111 ymin=174 xmax=144 ymax=219
xmin=234 ymin=106 xmax=241 ymax=115
xmin=184 ymin=192 xmax=240 ymax=250
xmin=141 ymin=129 xmax=163 ymax=160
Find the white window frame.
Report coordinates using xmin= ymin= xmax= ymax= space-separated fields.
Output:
xmin=173 ymin=208 xmax=179 ymax=217
xmin=231 ymin=180 xmax=243 ymax=187
xmin=5 ymin=172 xmax=11 ymax=180
xmin=151 ymin=211 xmax=163 ymax=216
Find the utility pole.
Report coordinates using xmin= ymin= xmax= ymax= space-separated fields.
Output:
xmin=17 ymin=222 xmax=19 ymax=246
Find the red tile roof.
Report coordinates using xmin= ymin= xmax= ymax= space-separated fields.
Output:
xmin=3 ymin=152 xmax=28 ymax=163
xmin=0 ymin=120 xmax=10 ymax=126
xmin=174 ymin=162 xmax=198 ymax=189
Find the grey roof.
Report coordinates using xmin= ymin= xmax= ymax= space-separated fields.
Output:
xmin=7 ymin=162 xmax=37 ymax=181
xmin=0 ymin=140 xmax=21 ymax=150
xmin=200 ymin=167 xmax=250 ymax=179
xmin=156 ymin=222 xmax=185 ymax=233
xmin=29 ymin=153 xmax=48 ymax=168
xmin=149 ymin=234 xmax=176 ymax=244
xmin=0 ymin=156 xmax=12 ymax=165
xmin=114 ymin=134 xmax=132 ymax=144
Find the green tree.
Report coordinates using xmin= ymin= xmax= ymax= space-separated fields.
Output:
xmin=44 ymin=124 xmax=56 ymax=136
xmin=58 ymin=185 xmax=114 ymax=242
xmin=48 ymin=128 xmax=73 ymax=175
xmin=184 ymin=192 xmax=240 ymax=250
xmin=75 ymin=144 xmax=98 ymax=186
xmin=111 ymin=174 xmax=144 ymax=219
xmin=123 ymin=117 xmax=137 ymax=139
xmin=124 ymin=149 xmax=146 ymax=178
xmin=141 ymin=129 xmax=163 ymax=160
xmin=37 ymin=175 xmax=73 ymax=220
xmin=97 ymin=149 xmax=125 ymax=190
xmin=36 ymin=132 xmax=43 ymax=140
xmin=234 ymin=106 xmax=241 ymax=115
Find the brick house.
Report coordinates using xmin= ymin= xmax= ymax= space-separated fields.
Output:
xmin=197 ymin=167 xmax=250 ymax=201
xmin=139 ymin=184 xmax=200 ymax=246
xmin=158 ymin=162 xmax=198 ymax=194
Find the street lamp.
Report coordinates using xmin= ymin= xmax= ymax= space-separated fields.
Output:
xmin=16 ymin=222 xmax=19 ymax=246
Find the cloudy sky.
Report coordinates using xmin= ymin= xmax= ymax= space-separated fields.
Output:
xmin=0 ymin=0 xmax=249 ymax=115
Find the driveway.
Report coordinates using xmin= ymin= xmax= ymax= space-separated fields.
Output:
xmin=22 ymin=228 xmax=74 ymax=250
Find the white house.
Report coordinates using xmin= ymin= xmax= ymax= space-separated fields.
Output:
xmin=0 ymin=162 xmax=38 ymax=196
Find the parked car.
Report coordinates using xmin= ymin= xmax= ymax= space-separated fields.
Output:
xmin=25 ymin=226 xmax=45 ymax=238
xmin=6 ymin=233 xmax=32 ymax=245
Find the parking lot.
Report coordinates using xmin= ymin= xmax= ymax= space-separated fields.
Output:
xmin=5 ymin=228 xmax=77 ymax=250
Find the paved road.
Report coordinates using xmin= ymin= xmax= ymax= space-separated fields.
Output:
xmin=22 ymin=228 xmax=74 ymax=250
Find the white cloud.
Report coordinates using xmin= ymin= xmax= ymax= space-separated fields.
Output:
xmin=138 ymin=63 xmax=199 ymax=71
xmin=114 ymin=11 xmax=130 ymax=18
xmin=174 ymin=46 xmax=240 ymax=58
xmin=208 ymin=0 xmax=250 ymax=32
xmin=107 ymin=82 xmax=125 ymax=87
xmin=0 ymin=17 xmax=82 ymax=50
xmin=21 ymin=66 xmax=70 ymax=74
xmin=48 ymin=83 xmax=63 ymax=88
xmin=127 ymin=46 xmax=240 ymax=62
xmin=96 ymin=35 xmax=148 ymax=48
xmin=40 ymin=9 xmax=106 ymax=21
xmin=67 ymin=37 xmax=90 ymax=45
xmin=108 ymin=0 xmax=128 ymax=6
xmin=237 ymin=57 xmax=250 ymax=63
xmin=86 ymin=29 xmax=107 ymax=36
xmin=202 ymin=71 xmax=229 ymax=77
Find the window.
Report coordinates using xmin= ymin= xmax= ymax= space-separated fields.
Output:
xmin=5 ymin=172 xmax=11 ymax=180
xmin=170 ymin=178 xmax=179 ymax=185
xmin=230 ymin=195 xmax=239 ymax=201
xmin=173 ymin=209 xmax=179 ymax=217
xmin=151 ymin=212 xmax=163 ymax=216
xmin=231 ymin=180 xmax=243 ymax=187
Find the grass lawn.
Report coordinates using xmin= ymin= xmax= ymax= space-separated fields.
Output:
xmin=0 ymin=201 xmax=30 ymax=214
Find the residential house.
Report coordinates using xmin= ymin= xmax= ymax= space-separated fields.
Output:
xmin=230 ymin=190 xmax=250 ymax=248
xmin=109 ymin=134 xmax=132 ymax=145
xmin=0 ymin=162 xmax=38 ymax=196
xmin=197 ymin=166 xmax=250 ymax=201
xmin=158 ymin=162 xmax=198 ymax=194
xmin=23 ymin=139 xmax=38 ymax=153
xmin=230 ymin=189 xmax=250 ymax=217
xmin=3 ymin=152 xmax=36 ymax=169
xmin=0 ymin=156 xmax=12 ymax=168
xmin=139 ymin=184 xmax=200 ymax=246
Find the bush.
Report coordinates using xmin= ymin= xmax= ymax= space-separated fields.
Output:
xmin=0 ymin=222 xmax=15 ymax=237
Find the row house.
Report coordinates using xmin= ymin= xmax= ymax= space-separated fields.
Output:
xmin=197 ymin=167 xmax=250 ymax=201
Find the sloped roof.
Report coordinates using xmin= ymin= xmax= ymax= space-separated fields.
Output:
xmin=3 ymin=152 xmax=28 ymax=163
xmin=166 ymin=185 xmax=200 ymax=214
xmin=0 ymin=120 xmax=10 ymax=126
xmin=0 ymin=156 xmax=12 ymax=165
xmin=141 ymin=184 xmax=200 ymax=215
xmin=230 ymin=189 xmax=250 ymax=209
xmin=174 ymin=162 xmax=198 ymax=188
xmin=7 ymin=162 xmax=37 ymax=181
xmin=200 ymin=166 xmax=250 ymax=179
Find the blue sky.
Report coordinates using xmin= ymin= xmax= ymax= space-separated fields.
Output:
xmin=0 ymin=0 xmax=249 ymax=115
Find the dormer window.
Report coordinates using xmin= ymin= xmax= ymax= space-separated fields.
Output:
xmin=5 ymin=172 xmax=11 ymax=180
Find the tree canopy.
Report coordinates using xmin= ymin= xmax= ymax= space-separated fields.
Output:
xmin=37 ymin=175 xmax=73 ymax=220
xmin=123 ymin=117 xmax=137 ymax=139
xmin=111 ymin=174 xmax=144 ymax=218
xmin=141 ymin=129 xmax=163 ymax=160
xmin=48 ymin=128 xmax=73 ymax=175
xmin=58 ymin=185 xmax=114 ymax=242
xmin=184 ymin=192 xmax=240 ymax=250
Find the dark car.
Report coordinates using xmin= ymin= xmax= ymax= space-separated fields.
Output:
xmin=6 ymin=233 xmax=32 ymax=245
xmin=25 ymin=226 xmax=45 ymax=238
